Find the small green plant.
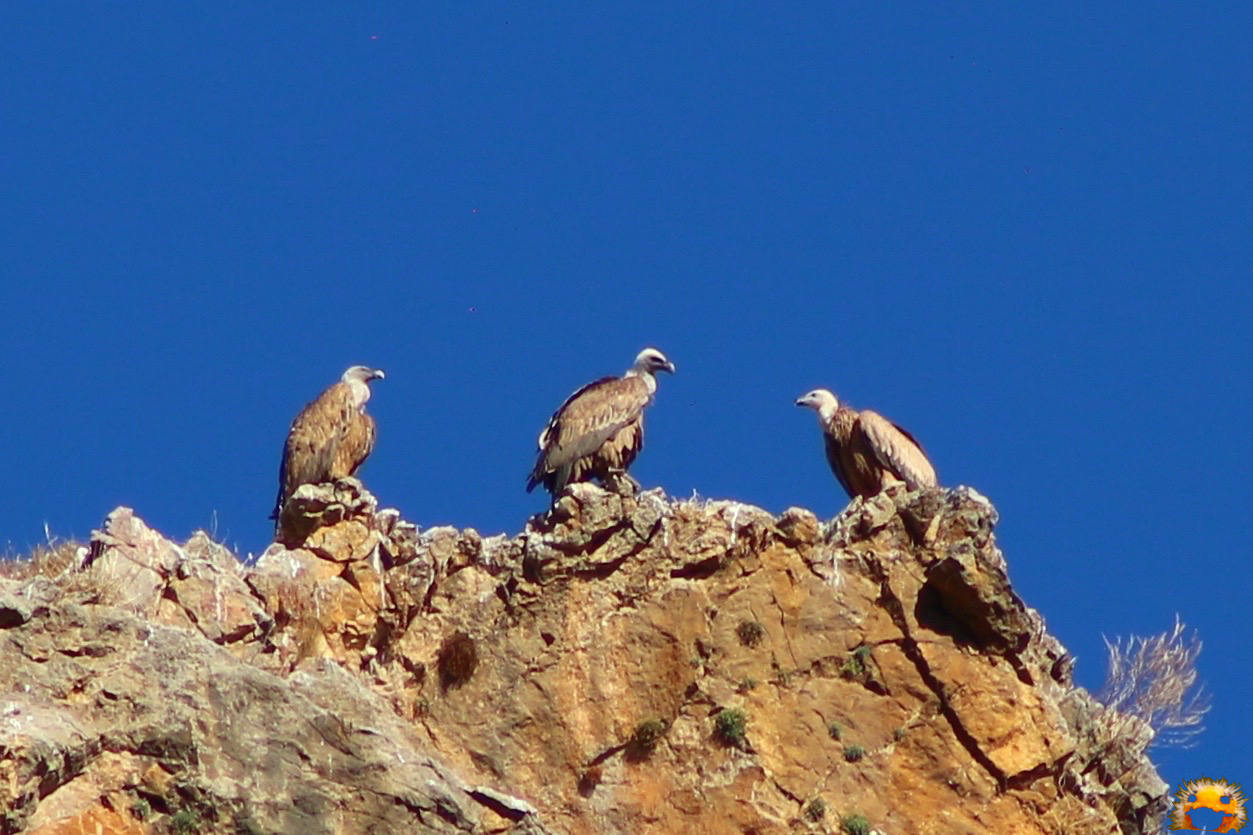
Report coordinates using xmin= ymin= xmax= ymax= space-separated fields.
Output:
xmin=893 ymin=726 xmax=906 ymax=741
xmin=841 ymin=645 xmax=871 ymax=679
xmin=841 ymin=813 xmax=872 ymax=835
xmin=827 ymin=721 xmax=842 ymax=740
xmin=736 ymin=620 xmax=766 ymax=647
xmin=129 ymin=798 xmax=151 ymax=821
xmin=804 ymin=797 xmax=826 ymax=822
xmin=843 ymin=744 xmax=865 ymax=762
xmin=713 ymin=708 xmax=748 ymax=749
xmin=737 ymin=677 xmax=758 ymax=692
xmin=171 ymin=809 xmax=201 ymax=834
xmin=626 ymin=718 xmax=667 ymax=760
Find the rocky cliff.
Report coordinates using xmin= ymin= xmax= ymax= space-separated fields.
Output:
xmin=0 ymin=482 xmax=1167 ymax=834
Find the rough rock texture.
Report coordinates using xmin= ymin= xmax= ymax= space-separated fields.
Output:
xmin=0 ymin=479 xmax=1167 ymax=834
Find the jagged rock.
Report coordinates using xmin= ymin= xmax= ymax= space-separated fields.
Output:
xmin=0 ymin=482 xmax=1167 ymax=834
xmin=276 ymin=477 xmax=379 ymax=545
xmin=80 ymin=507 xmax=183 ymax=616
xmin=0 ymin=599 xmax=536 ymax=834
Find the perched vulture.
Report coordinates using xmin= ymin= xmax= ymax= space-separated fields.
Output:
xmin=795 ymin=388 xmax=937 ymax=500
xmin=527 ymin=347 xmax=676 ymax=499
xmin=271 ymin=365 xmax=385 ymax=525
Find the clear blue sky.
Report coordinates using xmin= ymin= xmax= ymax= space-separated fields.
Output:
xmin=3 ymin=4 xmax=1249 ymax=796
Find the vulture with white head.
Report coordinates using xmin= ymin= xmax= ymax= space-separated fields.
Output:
xmin=527 ymin=347 xmax=676 ymax=499
xmin=795 ymin=388 xmax=936 ymax=500
xmin=272 ymin=365 xmax=385 ymax=527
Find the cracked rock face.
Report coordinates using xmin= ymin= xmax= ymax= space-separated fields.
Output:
xmin=0 ymin=481 xmax=1166 ymax=833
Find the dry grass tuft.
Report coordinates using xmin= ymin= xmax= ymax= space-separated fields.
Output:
xmin=0 ymin=540 xmax=84 ymax=581
xmin=1098 ymin=615 xmax=1209 ymax=749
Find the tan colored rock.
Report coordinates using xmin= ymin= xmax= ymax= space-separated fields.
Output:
xmin=276 ymin=476 xmax=379 ymax=543
xmin=0 ymin=482 xmax=1167 ymax=834
xmin=79 ymin=507 xmax=181 ymax=616
xmin=27 ymin=805 xmax=147 ymax=835
xmin=0 ymin=603 xmax=519 ymax=833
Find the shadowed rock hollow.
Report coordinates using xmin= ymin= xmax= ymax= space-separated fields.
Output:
xmin=0 ymin=481 xmax=1167 ymax=833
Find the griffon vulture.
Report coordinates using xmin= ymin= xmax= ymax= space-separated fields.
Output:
xmin=795 ymin=388 xmax=936 ymax=499
xmin=527 ymin=347 xmax=676 ymax=499
xmin=271 ymin=365 xmax=385 ymax=526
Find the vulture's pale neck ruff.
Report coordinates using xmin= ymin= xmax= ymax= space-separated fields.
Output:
xmin=347 ymin=380 xmax=372 ymax=409
xmin=624 ymin=363 xmax=660 ymax=394
xmin=341 ymin=371 xmax=376 ymax=410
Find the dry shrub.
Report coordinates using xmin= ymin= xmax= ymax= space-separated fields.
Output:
xmin=735 ymin=619 xmax=765 ymax=648
xmin=0 ymin=540 xmax=83 ymax=581
xmin=0 ymin=539 xmax=139 ymax=609
xmin=1098 ymin=615 xmax=1209 ymax=748
xmin=438 ymin=632 xmax=478 ymax=690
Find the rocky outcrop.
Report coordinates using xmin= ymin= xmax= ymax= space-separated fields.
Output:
xmin=0 ymin=480 xmax=1167 ymax=834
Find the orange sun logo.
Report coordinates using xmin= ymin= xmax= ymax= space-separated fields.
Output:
xmin=1170 ymin=777 xmax=1247 ymax=832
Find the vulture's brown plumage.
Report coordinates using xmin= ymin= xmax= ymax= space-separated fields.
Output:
xmin=527 ymin=348 xmax=675 ymax=499
xmin=795 ymin=388 xmax=936 ymax=500
xmin=272 ymin=365 xmax=384 ymax=526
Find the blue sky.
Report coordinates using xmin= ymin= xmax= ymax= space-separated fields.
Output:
xmin=3 ymin=4 xmax=1249 ymax=796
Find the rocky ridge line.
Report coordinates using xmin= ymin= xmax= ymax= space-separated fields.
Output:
xmin=0 ymin=480 xmax=1166 ymax=833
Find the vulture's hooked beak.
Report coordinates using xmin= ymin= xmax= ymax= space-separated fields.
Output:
xmin=663 ymin=360 xmax=676 ymax=374
xmin=372 ymin=369 xmax=386 ymax=381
